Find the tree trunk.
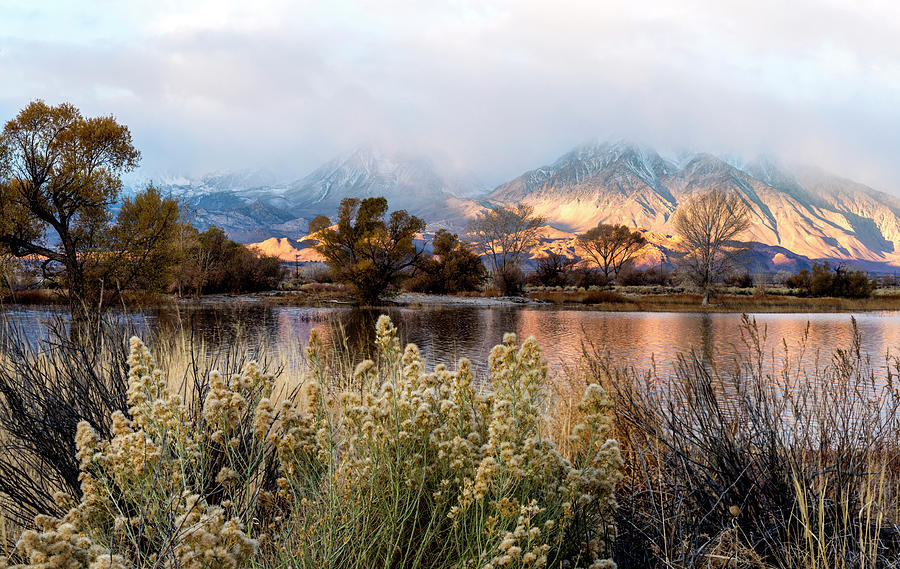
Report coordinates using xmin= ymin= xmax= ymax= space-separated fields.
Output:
xmin=702 ymin=290 xmax=710 ymax=305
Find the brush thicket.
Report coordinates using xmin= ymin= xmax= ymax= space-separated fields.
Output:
xmin=557 ymin=315 xmax=900 ymax=568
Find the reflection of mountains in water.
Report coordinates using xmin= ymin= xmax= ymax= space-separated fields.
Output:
xmin=131 ymin=141 xmax=900 ymax=271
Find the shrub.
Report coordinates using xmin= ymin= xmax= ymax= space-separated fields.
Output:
xmin=530 ymin=252 xmax=576 ymax=288
xmin=493 ymin=264 xmax=525 ymax=296
xmin=179 ymin=227 xmax=286 ymax=295
xmin=722 ymin=272 xmax=753 ymax=288
xmin=404 ymin=230 xmax=486 ymax=294
xmin=785 ymin=262 xmax=873 ymax=298
xmin=615 ymin=267 xmax=671 ymax=287
xmin=301 ymin=262 xmax=333 ymax=283
xmin=4 ymin=317 xmax=621 ymax=569
xmin=570 ymin=268 xmax=609 ymax=289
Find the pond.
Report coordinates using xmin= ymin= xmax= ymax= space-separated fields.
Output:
xmin=2 ymin=303 xmax=899 ymax=382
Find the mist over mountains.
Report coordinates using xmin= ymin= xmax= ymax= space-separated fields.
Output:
xmin=128 ymin=141 xmax=900 ymax=271
xmin=126 ymin=146 xmax=481 ymax=242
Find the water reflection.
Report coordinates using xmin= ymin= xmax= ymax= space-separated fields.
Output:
xmin=2 ymin=304 xmax=899 ymax=382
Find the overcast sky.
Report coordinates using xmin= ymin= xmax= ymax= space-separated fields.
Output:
xmin=1 ymin=0 xmax=899 ymax=191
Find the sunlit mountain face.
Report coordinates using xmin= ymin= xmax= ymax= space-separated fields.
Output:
xmin=131 ymin=141 xmax=900 ymax=271
xmin=487 ymin=141 xmax=900 ymax=269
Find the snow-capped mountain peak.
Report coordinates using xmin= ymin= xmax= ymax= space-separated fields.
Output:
xmin=485 ymin=141 xmax=900 ymax=268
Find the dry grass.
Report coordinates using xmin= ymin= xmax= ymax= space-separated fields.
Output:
xmin=0 ymin=290 xmax=65 ymax=305
xmin=531 ymin=290 xmax=900 ymax=312
xmin=0 ymin=288 xmax=173 ymax=308
xmin=529 ymin=289 xmax=628 ymax=305
xmin=549 ymin=314 xmax=900 ymax=568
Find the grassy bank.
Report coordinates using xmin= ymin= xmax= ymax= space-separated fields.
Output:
xmin=529 ymin=289 xmax=900 ymax=312
xmin=0 ymin=288 xmax=173 ymax=308
xmin=5 ymin=284 xmax=900 ymax=313
xmin=205 ymin=289 xmax=900 ymax=312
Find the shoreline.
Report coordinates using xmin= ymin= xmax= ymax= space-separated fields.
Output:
xmin=260 ymin=289 xmax=900 ymax=313
xmin=3 ymin=289 xmax=900 ymax=314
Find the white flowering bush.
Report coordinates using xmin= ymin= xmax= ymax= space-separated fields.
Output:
xmin=4 ymin=316 xmax=621 ymax=569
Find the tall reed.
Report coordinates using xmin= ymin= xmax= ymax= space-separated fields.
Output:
xmin=566 ymin=315 xmax=900 ymax=568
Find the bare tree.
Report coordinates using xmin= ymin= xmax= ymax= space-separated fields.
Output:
xmin=672 ymin=190 xmax=750 ymax=304
xmin=466 ymin=204 xmax=545 ymax=295
xmin=577 ymin=224 xmax=647 ymax=282
xmin=466 ymin=204 xmax=545 ymax=273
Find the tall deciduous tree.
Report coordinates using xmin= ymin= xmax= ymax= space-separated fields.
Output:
xmin=672 ymin=190 xmax=750 ymax=304
xmin=105 ymin=185 xmax=183 ymax=294
xmin=466 ymin=204 xmax=545 ymax=295
xmin=466 ymin=204 xmax=545 ymax=272
xmin=577 ymin=224 xmax=648 ymax=282
xmin=313 ymin=197 xmax=425 ymax=304
xmin=0 ymin=100 xmax=173 ymax=320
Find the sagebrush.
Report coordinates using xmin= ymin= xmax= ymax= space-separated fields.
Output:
xmin=3 ymin=316 xmax=621 ymax=569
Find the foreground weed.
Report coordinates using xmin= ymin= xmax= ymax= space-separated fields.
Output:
xmin=590 ymin=315 xmax=900 ymax=569
xmin=4 ymin=316 xmax=621 ymax=569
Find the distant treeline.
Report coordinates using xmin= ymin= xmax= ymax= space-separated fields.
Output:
xmin=301 ymin=195 xmax=878 ymax=303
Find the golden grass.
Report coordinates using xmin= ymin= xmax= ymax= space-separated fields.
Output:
xmin=530 ymin=290 xmax=900 ymax=312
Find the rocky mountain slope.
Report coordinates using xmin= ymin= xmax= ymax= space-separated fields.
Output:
xmin=133 ymin=140 xmax=900 ymax=270
xmin=488 ymin=141 xmax=900 ymax=268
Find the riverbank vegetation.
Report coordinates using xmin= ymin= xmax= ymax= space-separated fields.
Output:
xmin=0 ymin=101 xmax=284 ymax=319
xmin=0 ymin=316 xmax=619 ymax=569
xmin=784 ymin=261 xmax=874 ymax=298
xmin=527 ymin=287 xmax=900 ymax=312
xmin=574 ymin=315 xmax=900 ymax=567
xmin=0 ymin=101 xmax=885 ymax=313
xmin=1 ymin=313 xmax=900 ymax=567
xmin=0 ymin=224 xmax=285 ymax=306
xmin=175 ymin=226 xmax=284 ymax=296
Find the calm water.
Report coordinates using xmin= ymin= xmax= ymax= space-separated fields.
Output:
xmin=2 ymin=303 xmax=899 ymax=381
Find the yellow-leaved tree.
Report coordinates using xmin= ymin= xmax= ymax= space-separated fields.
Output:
xmin=0 ymin=101 xmax=184 ymax=322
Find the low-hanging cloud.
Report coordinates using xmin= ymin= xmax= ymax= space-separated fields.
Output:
xmin=1 ymin=0 xmax=899 ymax=192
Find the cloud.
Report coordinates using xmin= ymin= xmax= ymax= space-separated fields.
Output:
xmin=0 ymin=0 xmax=899 ymax=191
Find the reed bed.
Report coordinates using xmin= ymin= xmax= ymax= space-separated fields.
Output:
xmin=551 ymin=314 xmax=900 ymax=568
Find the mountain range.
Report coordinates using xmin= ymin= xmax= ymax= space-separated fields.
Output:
xmin=126 ymin=147 xmax=479 ymax=242
xmin=128 ymin=141 xmax=900 ymax=272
